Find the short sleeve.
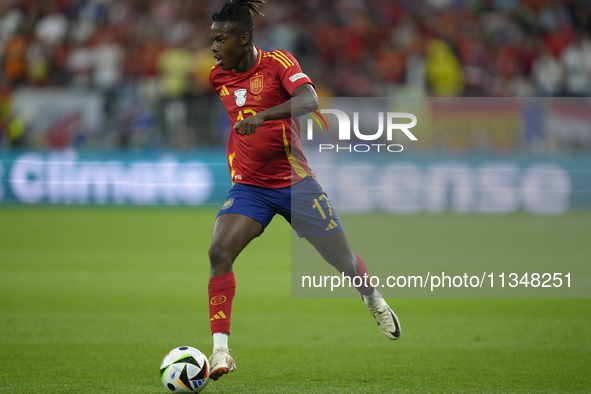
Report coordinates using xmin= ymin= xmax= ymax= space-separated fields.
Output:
xmin=270 ymin=50 xmax=315 ymax=95
xmin=209 ymin=65 xmax=221 ymax=92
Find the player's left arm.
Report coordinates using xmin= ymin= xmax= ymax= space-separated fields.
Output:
xmin=233 ymin=50 xmax=318 ymax=136
xmin=233 ymin=83 xmax=318 ymax=136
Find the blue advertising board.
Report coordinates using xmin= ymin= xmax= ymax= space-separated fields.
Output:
xmin=1 ymin=149 xmax=590 ymax=214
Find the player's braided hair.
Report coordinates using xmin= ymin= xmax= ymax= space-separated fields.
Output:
xmin=212 ymin=0 xmax=265 ymax=39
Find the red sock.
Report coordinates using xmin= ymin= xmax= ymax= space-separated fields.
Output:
xmin=354 ymin=254 xmax=375 ymax=296
xmin=208 ymin=272 xmax=236 ymax=335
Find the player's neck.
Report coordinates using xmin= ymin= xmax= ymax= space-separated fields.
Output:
xmin=234 ymin=45 xmax=258 ymax=74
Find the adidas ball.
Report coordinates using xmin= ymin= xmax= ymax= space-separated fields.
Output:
xmin=160 ymin=346 xmax=210 ymax=393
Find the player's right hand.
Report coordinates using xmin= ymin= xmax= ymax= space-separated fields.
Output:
xmin=234 ymin=114 xmax=264 ymax=136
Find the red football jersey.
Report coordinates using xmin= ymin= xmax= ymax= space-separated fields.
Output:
xmin=209 ymin=47 xmax=314 ymax=188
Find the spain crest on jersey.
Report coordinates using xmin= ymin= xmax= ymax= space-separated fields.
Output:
xmin=235 ymin=89 xmax=247 ymax=107
xmin=250 ymin=75 xmax=264 ymax=94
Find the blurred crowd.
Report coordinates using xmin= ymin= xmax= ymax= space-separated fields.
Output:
xmin=1 ymin=0 xmax=590 ymax=149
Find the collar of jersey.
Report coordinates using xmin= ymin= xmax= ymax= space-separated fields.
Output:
xmin=230 ymin=46 xmax=263 ymax=75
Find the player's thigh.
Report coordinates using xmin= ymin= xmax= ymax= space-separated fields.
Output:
xmin=210 ymin=183 xmax=277 ymax=263
xmin=209 ymin=213 xmax=264 ymax=264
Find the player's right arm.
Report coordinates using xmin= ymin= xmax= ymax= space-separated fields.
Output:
xmin=232 ymin=83 xmax=318 ymax=136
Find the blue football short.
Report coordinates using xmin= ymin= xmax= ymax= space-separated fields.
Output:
xmin=217 ymin=175 xmax=343 ymax=238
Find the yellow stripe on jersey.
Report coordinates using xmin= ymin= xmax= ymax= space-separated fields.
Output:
xmin=220 ymin=85 xmax=229 ymax=97
xmin=282 ymin=124 xmax=309 ymax=179
xmin=264 ymin=53 xmax=289 ymax=69
xmin=272 ymin=51 xmax=294 ymax=67
xmin=228 ymin=152 xmax=236 ymax=184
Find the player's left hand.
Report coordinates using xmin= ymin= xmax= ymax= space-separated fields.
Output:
xmin=234 ymin=115 xmax=264 ymax=136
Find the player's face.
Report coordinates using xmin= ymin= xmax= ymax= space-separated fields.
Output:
xmin=210 ymin=22 xmax=247 ymax=71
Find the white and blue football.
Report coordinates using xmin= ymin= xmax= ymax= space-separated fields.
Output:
xmin=160 ymin=346 xmax=210 ymax=393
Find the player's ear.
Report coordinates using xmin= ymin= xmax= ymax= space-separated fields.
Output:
xmin=240 ymin=32 xmax=250 ymax=46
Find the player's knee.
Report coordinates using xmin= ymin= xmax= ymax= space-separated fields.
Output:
xmin=208 ymin=243 xmax=233 ymax=269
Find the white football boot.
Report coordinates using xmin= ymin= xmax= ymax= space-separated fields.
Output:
xmin=366 ymin=297 xmax=401 ymax=340
xmin=209 ymin=348 xmax=236 ymax=381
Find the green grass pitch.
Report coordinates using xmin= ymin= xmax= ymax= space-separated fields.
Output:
xmin=0 ymin=207 xmax=590 ymax=393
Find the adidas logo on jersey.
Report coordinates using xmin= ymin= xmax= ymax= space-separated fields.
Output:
xmin=219 ymin=85 xmax=229 ymax=97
